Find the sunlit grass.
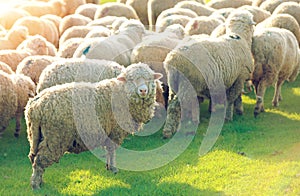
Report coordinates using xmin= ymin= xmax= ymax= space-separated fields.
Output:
xmin=242 ymin=95 xmax=256 ymax=105
xmin=292 ymin=88 xmax=300 ymax=96
xmin=265 ymin=108 xmax=300 ymax=121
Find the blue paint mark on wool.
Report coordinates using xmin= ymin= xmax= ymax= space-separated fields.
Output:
xmin=82 ymin=45 xmax=91 ymax=55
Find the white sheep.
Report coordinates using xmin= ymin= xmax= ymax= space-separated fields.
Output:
xmin=155 ymin=15 xmax=192 ymax=33
xmin=174 ymin=1 xmax=216 ymax=17
xmin=57 ymin=38 xmax=85 ymax=58
xmin=36 ymin=58 xmax=125 ymax=93
xmin=207 ymin=0 xmax=252 ymax=9
xmin=126 ymin=0 xmax=149 ymax=26
xmin=94 ymin=2 xmax=139 ymax=20
xmin=184 ymin=15 xmax=223 ymax=36
xmin=0 ymin=26 xmax=29 ymax=50
xmin=259 ymin=0 xmax=300 ymax=13
xmin=251 ymin=27 xmax=300 ymax=117
xmin=59 ymin=14 xmax=92 ymax=36
xmin=25 ymin=63 xmax=162 ymax=189
xmin=75 ymin=3 xmax=100 ymax=20
xmin=0 ymin=70 xmax=35 ymax=138
xmin=162 ymin=10 xmax=255 ymax=138
xmin=272 ymin=2 xmax=300 ymax=27
xmin=0 ymin=62 xmax=14 ymax=74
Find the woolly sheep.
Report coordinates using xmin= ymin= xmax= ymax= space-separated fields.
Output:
xmin=59 ymin=26 xmax=96 ymax=46
xmin=26 ymin=63 xmax=162 ymax=189
xmin=259 ymin=0 xmax=300 ymax=14
xmin=85 ymin=26 xmax=111 ymax=38
xmin=75 ymin=3 xmax=100 ymax=20
xmin=256 ymin=14 xmax=300 ymax=46
xmin=174 ymin=1 xmax=216 ymax=16
xmin=126 ymin=0 xmax=149 ymax=26
xmin=86 ymin=0 xmax=100 ymax=4
xmin=74 ymin=20 xmax=145 ymax=66
xmin=117 ymin=0 xmax=127 ymax=3
xmin=40 ymin=14 xmax=62 ymax=34
xmin=36 ymin=58 xmax=124 ymax=93
xmin=0 ymin=71 xmax=35 ymax=138
xmin=251 ymin=27 xmax=300 ymax=117
xmin=209 ymin=7 xmax=236 ymax=19
xmin=16 ymin=55 xmax=59 ymax=85
xmin=162 ymin=10 xmax=255 ymax=138
xmin=239 ymin=5 xmax=271 ymax=24
xmin=59 ymin=14 xmax=92 ymax=36
xmin=87 ymin=16 xmax=125 ymax=29
xmin=185 ymin=15 xmax=223 ymax=36
xmin=207 ymin=0 xmax=252 ymax=9
xmin=94 ymin=3 xmax=139 ymax=20
xmin=12 ymin=16 xmax=59 ymax=48
xmin=252 ymin=0 xmax=266 ymax=7
xmin=62 ymin=0 xmax=86 ymax=16
xmin=272 ymin=2 xmax=300 ymax=27
xmin=0 ymin=62 xmax=14 ymax=74
xmin=0 ymin=8 xmax=30 ymax=30
xmin=17 ymin=0 xmax=67 ymax=17
xmin=156 ymin=7 xmax=198 ymax=26
xmin=0 ymin=35 xmax=53 ymax=71
xmin=0 ymin=26 xmax=29 ymax=50
xmin=57 ymin=38 xmax=84 ymax=58
xmin=156 ymin=15 xmax=192 ymax=33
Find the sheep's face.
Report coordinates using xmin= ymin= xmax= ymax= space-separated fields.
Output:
xmin=117 ymin=63 xmax=162 ymax=100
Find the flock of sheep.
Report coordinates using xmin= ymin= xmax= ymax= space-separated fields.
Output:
xmin=0 ymin=0 xmax=299 ymax=190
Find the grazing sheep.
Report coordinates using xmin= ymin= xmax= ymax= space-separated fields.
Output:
xmin=0 ymin=26 xmax=29 ymax=50
xmin=272 ymin=2 xmax=300 ymax=27
xmin=185 ymin=16 xmax=223 ymax=35
xmin=175 ymin=1 xmax=216 ymax=16
xmin=126 ymin=0 xmax=149 ymax=26
xmin=156 ymin=15 xmax=192 ymax=33
xmin=239 ymin=5 xmax=271 ymax=24
xmin=0 ymin=8 xmax=30 ymax=30
xmin=59 ymin=14 xmax=92 ymax=36
xmin=0 ymin=35 xmax=53 ymax=71
xmin=74 ymin=20 xmax=145 ymax=66
xmin=26 ymin=63 xmax=162 ymax=189
xmin=256 ymin=14 xmax=300 ymax=46
xmin=0 ymin=62 xmax=14 ymax=74
xmin=259 ymin=0 xmax=300 ymax=14
xmin=251 ymin=27 xmax=300 ymax=117
xmin=0 ymin=70 xmax=35 ymax=138
xmin=94 ymin=2 xmax=139 ymax=20
xmin=36 ymin=58 xmax=125 ymax=93
xmin=16 ymin=55 xmax=59 ymax=85
xmin=162 ymin=10 xmax=255 ymax=138
xmin=75 ymin=3 xmax=100 ymax=20
xmin=207 ymin=0 xmax=252 ymax=9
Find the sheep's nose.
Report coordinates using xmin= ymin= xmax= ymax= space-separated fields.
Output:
xmin=138 ymin=84 xmax=148 ymax=97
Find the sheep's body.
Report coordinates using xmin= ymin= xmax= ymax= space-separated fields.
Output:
xmin=174 ymin=1 xmax=215 ymax=16
xmin=59 ymin=14 xmax=92 ymax=36
xmin=156 ymin=8 xmax=198 ymax=26
xmin=126 ymin=0 xmax=149 ymax=26
xmin=40 ymin=14 xmax=62 ymax=34
xmin=239 ymin=5 xmax=271 ymax=24
xmin=16 ymin=55 xmax=59 ymax=85
xmin=156 ymin=15 xmax=192 ymax=33
xmin=75 ymin=3 xmax=100 ymax=20
xmin=0 ymin=8 xmax=30 ymax=30
xmin=94 ymin=3 xmax=139 ymax=20
xmin=162 ymin=10 xmax=255 ymax=138
xmin=57 ymin=37 xmax=84 ymax=58
xmin=0 ymin=62 xmax=13 ymax=74
xmin=26 ymin=63 xmax=162 ymax=189
xmin=272 ymin=2 xmax=300 ymax=27
xmin=252 ymin=0 xmax=266 ymax=7
xmin=251 ymin=27 xmax=300 ymax=116
xmin=88 ymin=16 xmax=124 ymax=29
xmin=59 ymin=26 xmax=95 ymax=46
xmin=36 ymin=58 xmax=124 ymax=93
xmin=259 ymin=0 xmax=300 ymax=14
xmin=0 ymin=26 xmax=28 ymax=50
xmin=185 ymin=16 xmax=223 ymax=35
xmin=0 ymin=71 xmax=35 ymax=137
xmin=256 ymin=14 xmax=300 ymax=46
xmin=207 ymin=0 xmax=252 ymax=9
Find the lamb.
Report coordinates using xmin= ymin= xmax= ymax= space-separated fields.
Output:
xmin=184 ymin=15 xmax=223 ymax=36
xmin=59 ymin=14 xmax=92 ymax=36
xmin=162 ymin=10 xmax=255 ymax=138
xmin=36 ymin=58 xmax=125 ymax=93
xmin=207 ymin=0 xmax=252 ymax=9
xmin=255 ymin=14 xmax=300 ymax=46
xmin=126 ymin=0 xmax=149 ymax=26
xmin=0 ymin=70 xmax=35 ymax=138
xmin=25 ymin=63 xmax=162 ymax=189
xmin=0 ymin=35 xmax=54 ymax=71
xmin=251 ymin=27 xmax=300 ymax=117
xmin=73 ymin=20 xmax=145 ymax=66
xmin=272 ymin=2 xmax=300 ymax=27
xmin=16 ymin=55 xmax=60 ymax=85
xmin=0 ymin=26 xmax=29 ymax=50
xmin=259 ymin=0 xmax=300 ymax=14
xmin=75 ymin=3 xmax=100 ymax=20
xmin=174 ymin=1 xmax=216 ymax=17
xmin=94 ymin=2 xmax=139 ymax=20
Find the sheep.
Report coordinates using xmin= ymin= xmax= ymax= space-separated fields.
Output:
xmin=259 ymin=0 xmax=300 ymax=14
xmin=207 ymin=0 xmax=252 ymax=9
xmin=25 ymin=63 xmax=162 ymax=189
xmin=117 ymin=0 xmax=127 ymax=3
xmin=62 ymin=0 xmax=86 ymax=16
xmin=0 ymin=35 xmax=54 ymax=71
xmin=272 ymin=2 xmax=300 ymax=27
xmin=0 ymin=8 xmax=30 ymax=30
xmin=162 ymin=10 xmax=255 ymax=138
xmin=126 ymin=0 xmax=149 ymax=27
xmin=174 ymin=1 xmax=216 ymax=17
xmin=36 ymin=58 xmax=125 ymax=93
xmin=40 ymin=14 xmax=62 ymax=34
xmin=57 ymin=37 xmax=84 ymax=58
xmin=0 ymin=26 xmax=29 ymax=50
xmin=16 ymin=55 xmax=60 ymax=85
xmin=155 ymin=15 xmax=192 ymax=33
xmin=85 ymin=26 xmax=111 ymax=38
xmin=75 ymin=3 xmax=100 ymax=20
xmin=255 ymin=14 xmax=300 ymax=46
xmin=86 ymin=0 xmax=100 ymax=4
xmin=184 ymin=16 xmax=223 ymax=36
xmin=251 ymin=27 xmax=300 ymax=117
xmin=0 ymin=62 xmax=14 ymax=74
xmin=73 ymin=20 xmax=145 ymax=66
xmin=94 ymin=2 xmax=139 ymax=20
xmin=209 ymin=7 xmax=236 ymax=19
xmin=59 ymin=14 xmax=92 ymax=36
xmin=156 ymin=7 xmax=198 ymax=26
xmin=0 ymin=70 xmax=35 ymax=138
xmin=59 ymin=26 xmax=96 ymax=46
xmin=252 ymin=0 xmax=266 ymax=7
xmin=239 ymin=5 xmax=271 ymax=24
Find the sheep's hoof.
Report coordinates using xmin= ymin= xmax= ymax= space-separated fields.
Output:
xmin=31 ymin=176 xmax=42 ymax=190
xmin=106 ymin=164 xmax=119 ymax=174
xmin=272 ymin=101 xmax=279 ymax=107
xmin=254 ymin=111 xmax=260 ymax=118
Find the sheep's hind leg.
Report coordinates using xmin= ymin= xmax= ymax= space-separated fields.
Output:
xmin=234 ymin=94 xmax=244 ymax=115
xmin=105 ymin=143 xmax=118 ymax=174
xmin=272 ymin=79 xmax=284 ymax=107
xmin=14 ymin=112 xmax=22 ymax=137
xmin=254 ymin=80 xmax=268 ymax=117
xmin=162 ymin=96 xmax=181 ymax=139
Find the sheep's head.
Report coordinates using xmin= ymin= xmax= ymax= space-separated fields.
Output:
xmin=117 ymin=63 xmax=162 ymax=100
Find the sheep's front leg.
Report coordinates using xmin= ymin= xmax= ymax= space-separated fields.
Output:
xmin=162 ymin=96 xmax=181 ymax=139
xmin=106 ymin=144 xmax=118 ymax=174
xmin=254 ymin=81 xmax=268 ymax=117
xmin=226 ymin=79 xmax=244 ymax=121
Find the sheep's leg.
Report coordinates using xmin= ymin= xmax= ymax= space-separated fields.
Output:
xmin=254 ymin=81 xmax=268 ymax=117
xmin=162 ymin=96 xmax=181 ymax=139
xmin=234 ymin=94 xmax=243 ymax=115
xmin=105 ymin=143 xmax=118 ymax=174
xmin=272 ymin=78 xmax=284 ymax=107
xmin=14 ymin=112 xmax=22 ymax=138
xmin=226 ymin=79 xmax=244 ymax=121
xmin=31 ymin=162 xmax=45 ymax=190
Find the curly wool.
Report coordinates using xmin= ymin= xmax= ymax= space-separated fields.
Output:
xmin=36 ymin=58 xmax=125 ymax=93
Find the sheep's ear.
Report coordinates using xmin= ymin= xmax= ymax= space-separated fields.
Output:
xmin=154 ymin=73 xmax=163 ymax=80
xmin=117 ymin=73 xmax=126 ymax=82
